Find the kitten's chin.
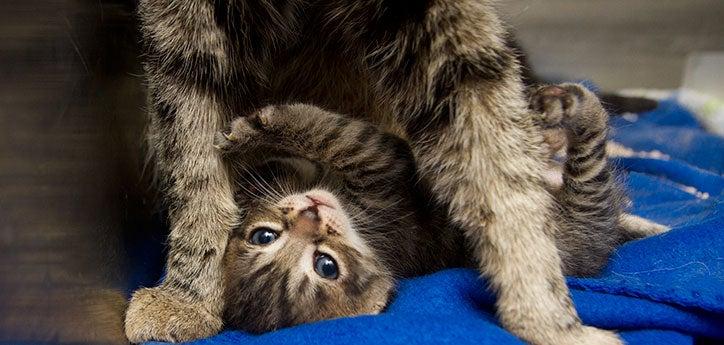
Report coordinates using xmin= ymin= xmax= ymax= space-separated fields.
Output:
xmin=304 ymin=189 xmax=343 ymax=210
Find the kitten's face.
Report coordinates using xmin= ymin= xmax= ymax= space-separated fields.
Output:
xmin=223 ymin=162 xmax=394 ymax=333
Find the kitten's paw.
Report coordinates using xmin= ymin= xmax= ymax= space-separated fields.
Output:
xmin=214 ymin=114 xmax=264 ymax=151
xmin=530 ymin=83 xmax=604 ymax=128
xmin=214 ymin=106 xmax=281 ymax=151
xmin=124 ymin=287 xmax=222 ymax=343
xmin=530 ymin=83 xmax=607 ymax=153
xmin=530 ymin=84 xmax=569 ymax=128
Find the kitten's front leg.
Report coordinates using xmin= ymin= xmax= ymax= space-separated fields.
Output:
xmin=217 ymin=104 xmax=414 ymax=194
xmin=216 ymin=104 xmax=355 ymax=155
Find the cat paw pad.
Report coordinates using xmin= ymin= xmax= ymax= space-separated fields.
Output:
xmin=530 ymin=84 xmax=580 ymax=127
xmin=530 ymin=83 xmax=606 ymax=146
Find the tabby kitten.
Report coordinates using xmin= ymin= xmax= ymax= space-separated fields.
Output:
xmin=217 ymin=84 xmax=665 ymax=333
xmin=127 ymin=1 xmax=630 ymax=343
xmin=218 ymin=113 xmax=466 ymax=332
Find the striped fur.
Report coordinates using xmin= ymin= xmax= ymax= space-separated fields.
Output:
xmin=128 ymin=1 xmax=631 ymax=344
xmin=217 ymin=96 xmax=665 ymax=332
xmin=532 ymin=84 xmax=669 ymax=275
xmin=218 ymin=104 xmax=465 ymax=332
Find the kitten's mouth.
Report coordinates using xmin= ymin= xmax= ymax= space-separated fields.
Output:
xmin=300 ymin=206 xmax=321 ymax=221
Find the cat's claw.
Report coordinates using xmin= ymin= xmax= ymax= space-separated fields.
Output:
xmin=212 ymin=132 xmax=233 ymax=150
xmin=215 ymin=114 xmax=262 ymax=151
xmin=255 ymin=105 xmax=274 ymax=128
xmin=215 ymin=105 xmax=288 ymax=152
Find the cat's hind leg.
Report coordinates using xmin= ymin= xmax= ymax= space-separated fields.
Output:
xmin=530 ymin=84 xmax=670 ymax=269
xmin=531 ymin=84 xmax=625 ymax=275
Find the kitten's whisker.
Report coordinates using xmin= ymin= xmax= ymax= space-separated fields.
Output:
xmin=349 ymin=198 xmax=405 ymax=223
xmin=355 ymin=212 xmax=414 ymax=233
xmin=243 ymin=168 xmax=284 ymax=201
xmin=238 ymin=168 xmax=281 ymax=201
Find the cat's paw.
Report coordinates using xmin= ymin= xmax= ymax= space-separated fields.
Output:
xmin=124 ymin=287 xmax=222 ymax=343
xmin=530 ymin=83 xmax=606 ymax=131
xmin=529 ymin=83 xmax=607 ymax=155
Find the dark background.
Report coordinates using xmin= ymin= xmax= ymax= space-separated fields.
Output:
xmin=0 ymin=0 xmax=158 ymax=343
xmin=0 ymin=0 xmax=722 ymax=343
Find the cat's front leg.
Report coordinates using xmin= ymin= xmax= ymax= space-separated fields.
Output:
xmin=124 ymin=0 xmax=239 ymax=342
xmin=335 ymin=1 xmax=622 ymax=344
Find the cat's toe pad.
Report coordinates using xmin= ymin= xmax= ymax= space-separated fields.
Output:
xmin=530 ymin=85 xmax=577 ymax=127
xmin=530 ymin=83 xmax=605 ymax=132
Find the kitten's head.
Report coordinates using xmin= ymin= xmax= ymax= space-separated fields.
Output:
xmin=223 ymin=158 xmax=395 ymax=333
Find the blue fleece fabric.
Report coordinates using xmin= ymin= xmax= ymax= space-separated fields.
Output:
xmin=148 ymin=98 xmax=724 ymax=345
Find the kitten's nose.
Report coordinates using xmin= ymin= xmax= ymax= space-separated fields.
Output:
xmin=292 ymin=206 xmax=320 ymax=236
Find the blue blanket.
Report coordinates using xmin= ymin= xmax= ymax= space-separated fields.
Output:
xmin=148 ymin=98 xmax=724 ymax=345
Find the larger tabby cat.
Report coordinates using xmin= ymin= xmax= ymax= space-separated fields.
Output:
xmin=126 ymin=1 xmax=640 ymax=344
xmin=216 ymin=84 xmax=666 ymax=333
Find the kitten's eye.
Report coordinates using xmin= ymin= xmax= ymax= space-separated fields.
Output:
xmin=314 ymin=253 xmax=338 ymax=280
xmin=249 ymin=227 xmax=279 ymax=245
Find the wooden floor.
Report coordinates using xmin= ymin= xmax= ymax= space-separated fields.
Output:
xmin=1 ymin=0 xmax=722 ymax=343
